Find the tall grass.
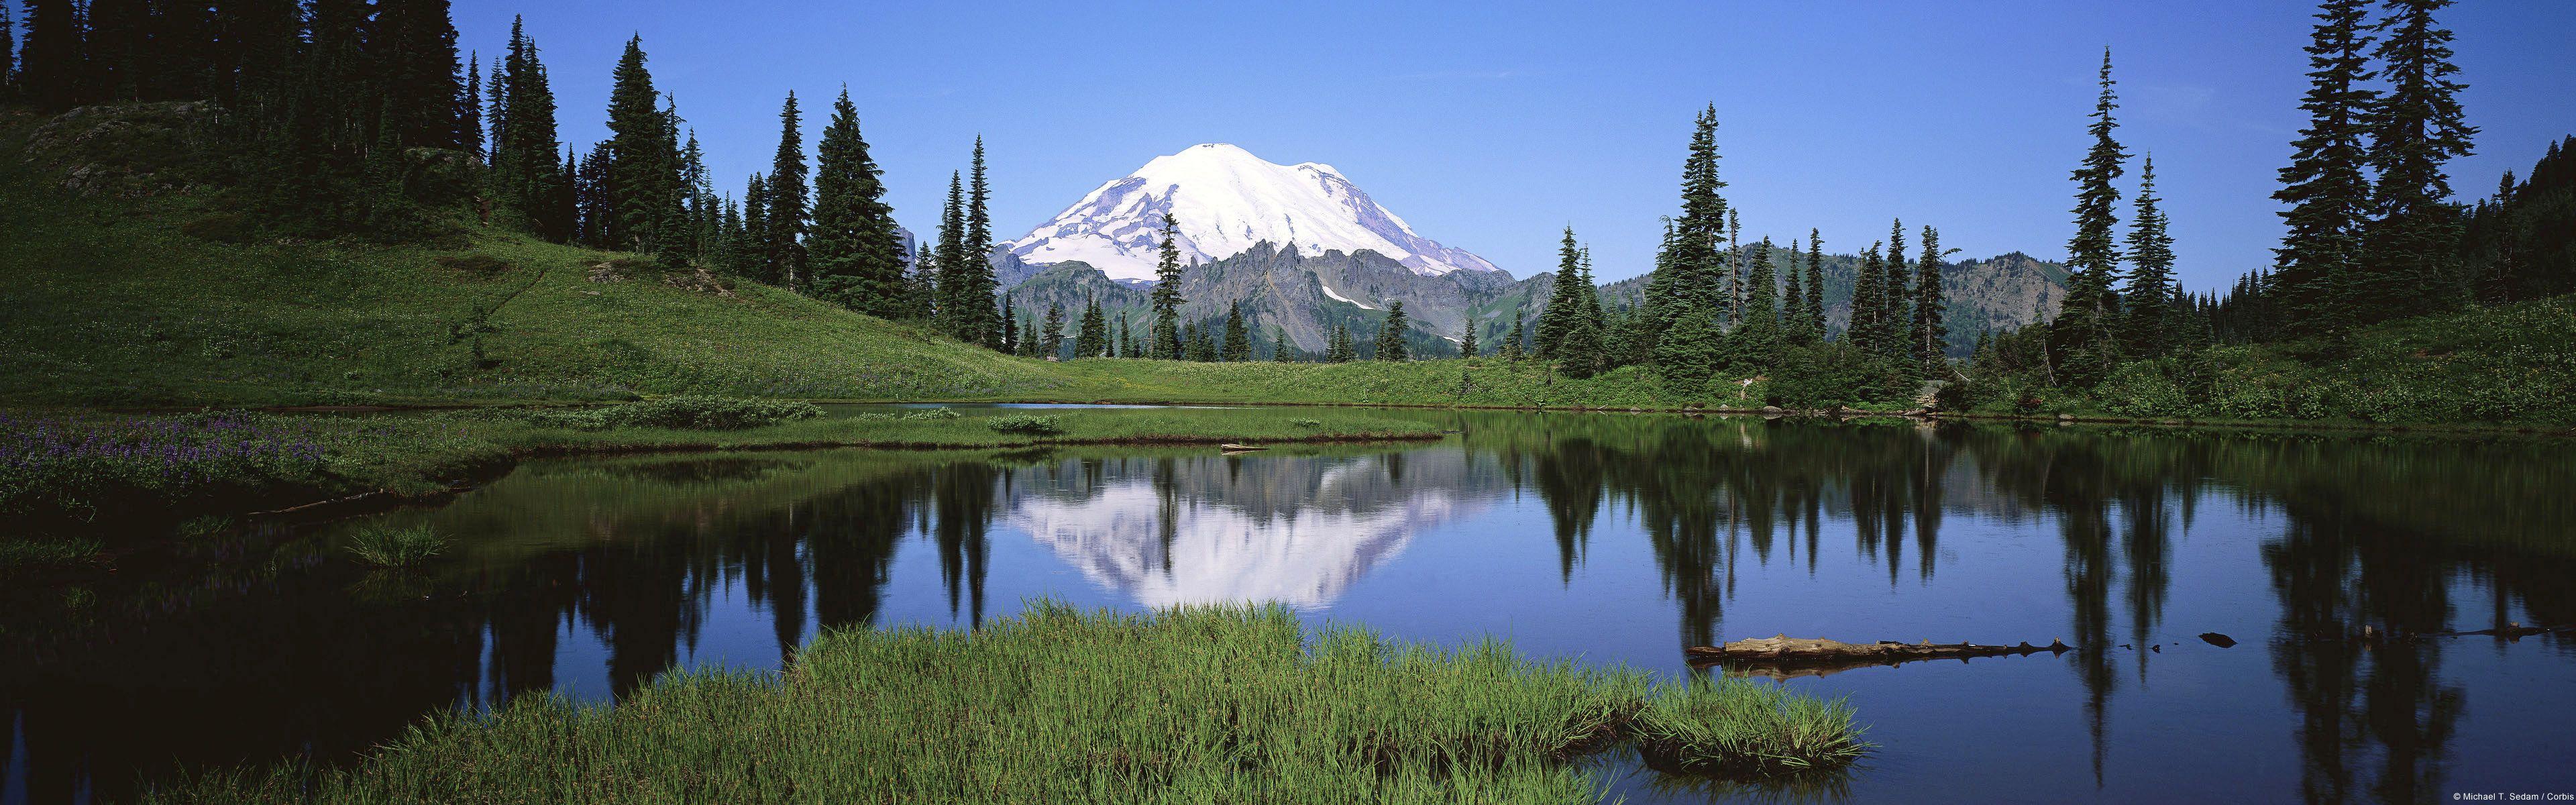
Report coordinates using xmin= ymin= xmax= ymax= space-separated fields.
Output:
xmin=1629 ymin=677 xmax=1871 ymax=777
xmin=343 ymin=523 xmax=444 ymax=567
xmin=153 ymin=602 xmax=1867 ymax=804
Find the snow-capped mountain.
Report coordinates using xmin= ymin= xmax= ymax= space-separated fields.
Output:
xmin=1004 ymin=143 xmax=1505 ymax=282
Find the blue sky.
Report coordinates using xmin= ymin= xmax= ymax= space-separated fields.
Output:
xmin=453 ymin=1 xmax=2576 ymax=290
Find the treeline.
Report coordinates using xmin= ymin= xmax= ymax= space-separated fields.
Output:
xmin=2 ymin=2 xmax=1026 ymax=350
xmin=1957 ymin=0 xmax=2573 ymax=423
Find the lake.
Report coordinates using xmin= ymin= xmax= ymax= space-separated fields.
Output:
xmin=5 ymin=411 xmax=2572 ymax=803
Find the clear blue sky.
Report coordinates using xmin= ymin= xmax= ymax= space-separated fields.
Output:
xmin=453 ymin=1 xmax=2576 ymax=290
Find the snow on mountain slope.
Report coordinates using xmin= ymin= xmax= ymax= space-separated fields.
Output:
xmin=1005 ymin=143 xmax=1505 ymax=282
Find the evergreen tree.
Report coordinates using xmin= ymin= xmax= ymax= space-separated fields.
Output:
xmin=86 ymin=0 xmax=146 ymax=102
xmin=1849 ymin=244 xmax=1885 ymax=351
xmin=2359 ymin=0 xmax=2475 ymax=321
xmin=373 ymin=0 xmax=464 ymax=148
xmin=1880 ymin=219 xmax=1911 ymax=362
xmin=1805 ymin=229 xmax=1829 ymax=339
xmin=1148 ymin=214 xmax=1186 ymax=359
xmin=999 ymin=301 xmax=1018 ymax=355
xmin=1780 ymin=237 xmax=1809 ymax=346
xmin=2051 ymin=48 xmax=2129 ymax=387
xmin=2271 ymin=0 xmax=2378 ymax=335
xmin=1374 ymin=302 xmax=1411 ymax=361
xmin=966 ymin=136 xmax=993 ymax=285
xmin=1911 ymin=225 xmax=1953 ymax=376
xmin=1042 ymin=303 xmax=1067 ymax=359
xmin=1535 ymin=228 xmax=1587 ymax=358
xmin=489 ymin=17 xmax=568 ymax=239
xmin=460 ymin=54 xmax=484 ymax=162
xmin=808 ymin=89 xmax=906 ymax=315
xmin=1187 ymin=321 xmax=1217 ymax=362
xmin=1502 ymin=310 xmax=1527 ymax=362
xmin=1221 ymin=302 xmax=1252 ymax=362
xmin=1272 ymin=327 xmax=1293 ymax=362
xmin=1458 ymin=317 xmax=1479 ymax=358
xmin=1725 ymin=210 xmax=1745 ymax=322
xmin=1732 ymin=237 xmax=1782 ymax=370
xmin=603 ymin=36 xmax=676 ymax=254
xmin=1116 ymin=312 xmax=1132 ymax=359
xmin=1642 ymin=107 xmax=1728 ymax=358
xmin=0 ymin=2 xmax=14 ymax=101
xmin=574 ymin=142 xmax=610 ymax=246
xmin=935 ymin=172 xmax=969 ymax=335
xmin=765 ymin=92 xmax=810 ymax=288
xmin=19 ymin=0 xmax=78 ymax=110
xmin=2122 ymin=158 xmax=2178 ymax=356
xmin=1075 ymin=297 xmax=1106 ymax=358
xmin=739 ymin=173 xmax=770 ymax=275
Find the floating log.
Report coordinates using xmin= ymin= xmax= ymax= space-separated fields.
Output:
xmin=1684 ymin=634 xmax=2070 ymax=677
xmin=1218 ymin=443 xmax=1267 ymax=452
xmin=2198 ymin=632 xmax=2237 ymax=648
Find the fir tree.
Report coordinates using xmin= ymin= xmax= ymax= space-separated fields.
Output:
xmin=18 ymin=0 xmax=78 ymax=110
xmin=1880 ymin=219 xmax=1911 ymax=362
xmin=739 ymin=173 xmax=770 ymax=276
xmin=1731 ymin=237 xmax=1782 ymax=370
xmin=1458 ymin=317 xmax=1479 ymax=358
xmin=1075 ymin=296 xmax=1106 ymax=358
xmin=765 ymin=92 xmax=810 ymax=289
xmin=808 ymin=88 xmax=906 ymax=315
xmin=1148 ymin=214 xmax=1186 ymax=359
xmin=1116 ymin=312 xmax=1132 ymax=359
xmin=1849 ymin=244 xmax=1885 ymax=351
xmin=935 ymin=172 xmax=970 ymax=335
xmin=2271 ymin=0 xmax=2378 ymax=335
xmin=1042 ymin=303 xmax=1067 ymax=359
xmin=1911 ymin=225 xmax=1954 ymax=376
xmin=1222 ymin=302 xmax=1251 ymax=362
xmin=461 ymin=54 xmax=484 ymax=162
xmin=1502 ymin=310 xmax=1527 ymax=362
xmin=2360 ymin=0 xmax=2475 ymax=321
xmin=1000 ymin=301 xmax=1018 ymax=356
xmin=1642 ymin=107 xmax=1728 ymax=358
xmin=0 ymin=2 xmax=14 ymax=101
xmin=2051 ymin=48 xmax=2129 ymax=387
xmin=953 ymin=139 xmax=1003 ymax=347
xmin=373 ymin=0 xmax=464 ymax=149
xmin=1272 ymin=327 xmax=1293 ymax=362
xmin=1805 ymin=229 xmax=1829 ymax=339
xmin=1535 ymin=228 xmax=1586 ymax=358
xmin=604 ymin=36 xmax=676 ymax=254
xmin=489 ymin=17 xmax=567 ymax=239
xmin=2122 ymin=157 xmax=2177 ymax=356
xmin=1374 ymin=302 xmax=1411 ymax=361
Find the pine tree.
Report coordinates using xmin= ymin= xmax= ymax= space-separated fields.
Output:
xmin=1042 ymin=303 xmax=1067 ymax=359
xmin=1911 ymin=225 xmax=1953 ymax=376
xmin=373 ymin=0 xmax=464 ymax=149
xmin=1272 ymin=327 xmax=1293 ymax=362
xmin=2051 ymin=48 xmax=2129 ymax=387
xmin=0 ymin=2 xmax=15 ymax=101
xmin=808 ymin=89 xmax=906 ymax=315
xmin=1642 ymin=107 xmax=1728 ymax=358
xmin=2359 ymin=0 xmax=2475 ymax=321
xmin=2122 ymin=157 xmax=2178 ymax=357
xmin=738 ymin=173 xmax=770 ymax=274
xmin=935 ymin=172 xmax=970 ymax=335
xmin=1116 ymin=312 xmax=1132 ymax=359
xmin=488 ymin=17 xmax=567 ymax=238
xmin=1075 ymin=297 xmax=1106 ymax=358
xmin=1222 ymin=302 xmax=1251 ymax=362
xmin=2272 ymin=0 xmax=2378 ymax=335
xmin=1458 ymin=317 xmax=1479 ymax=358
xmin=965 ymin=137 xmax=993 ymax=285
xmin=1502 ymin=310 xmax=1527 ymax=362
xmin=1725 ymin=210 xmax=1745 ymax=323
xmin=1148 ymin=214 xmax=1186 ymax=359
xmin=765 ymin=93 xmax=810 ymax=288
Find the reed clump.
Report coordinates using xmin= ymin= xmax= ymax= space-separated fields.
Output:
xmin=343 ymin=523 xmax=445 ymax=567
xmin=152 ymin=602 xmax=1866 ymax=804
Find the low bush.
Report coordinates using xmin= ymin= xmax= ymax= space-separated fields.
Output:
xmin=984 ymin=414 xmax=1064 ymax=435
xmin=526 ymin=396 xmax=824 ymax=431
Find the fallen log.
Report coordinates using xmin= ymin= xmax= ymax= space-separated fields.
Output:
xmin=1684 ymin=634 xmax=2072 ymax=678
xmin=1218 ymin=443 xmax=1268 ymax=451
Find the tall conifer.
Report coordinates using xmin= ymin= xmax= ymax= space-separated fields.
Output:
xmin=765 ymin=92 xmax=810 ymax=288
xmin=1805 ymin=229 xmax=1829 ymax=339
xmin=2360 ymin=0 xmax=2475 ymax=320
xmin=1148 ymin=214 xmax=1186 ymax=359
xmin=2122 ymin=158 xmax=2178 ymax=356
xmin=1911 ymin=226 xmax=1953 ymax=376
xmin=808 ymin=89 xmax=906 ymax=315
xmin=1375 ymin=302 xmax=1411 ymax=362
xmin=2271 ymin=0 xmax=2377 ymax=334
xmin=1222 ymin=302 xmax=1251 ymax=362
xmin=2051 ymin=48 xmax=2129 ymax=386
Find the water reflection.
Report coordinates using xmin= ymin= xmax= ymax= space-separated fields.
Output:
xmin=3 ymin=415 xmax=2572 ymax=804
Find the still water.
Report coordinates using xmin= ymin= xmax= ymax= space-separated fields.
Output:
xmin=5 ymin=411 xmax=2573 ymax=803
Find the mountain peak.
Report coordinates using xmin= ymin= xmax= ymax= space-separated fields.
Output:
xmin=1005 ymin=144 xmax=1504 ymax=282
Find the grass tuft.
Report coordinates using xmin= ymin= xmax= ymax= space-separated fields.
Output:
xmin=1630 ymin=676 xmax=1872 ymax=777
xmin=343 ymin=523 xmax=445 ymax=567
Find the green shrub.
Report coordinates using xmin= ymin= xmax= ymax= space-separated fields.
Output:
xmin=899 ymin=406 xmax=961 ymax=421
xmin=527 ymin=396 xmax=824 ymax=431
xmin=985 ymin=415 xmax=1064 ymax=435
xmin=345 ymin=523 xmax=444 ymax=567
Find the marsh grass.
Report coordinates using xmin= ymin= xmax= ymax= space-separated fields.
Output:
xmin=154 ymin=602 xmax=1867 ymax=804
xmin=1629 ymin=677 xmax=1872 ymax=777
xmin=343 ymin=523 xmax=444 ymax=567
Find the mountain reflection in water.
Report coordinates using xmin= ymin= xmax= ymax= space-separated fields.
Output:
xmin=3 ymin=413 xmax=2572 ymax=804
